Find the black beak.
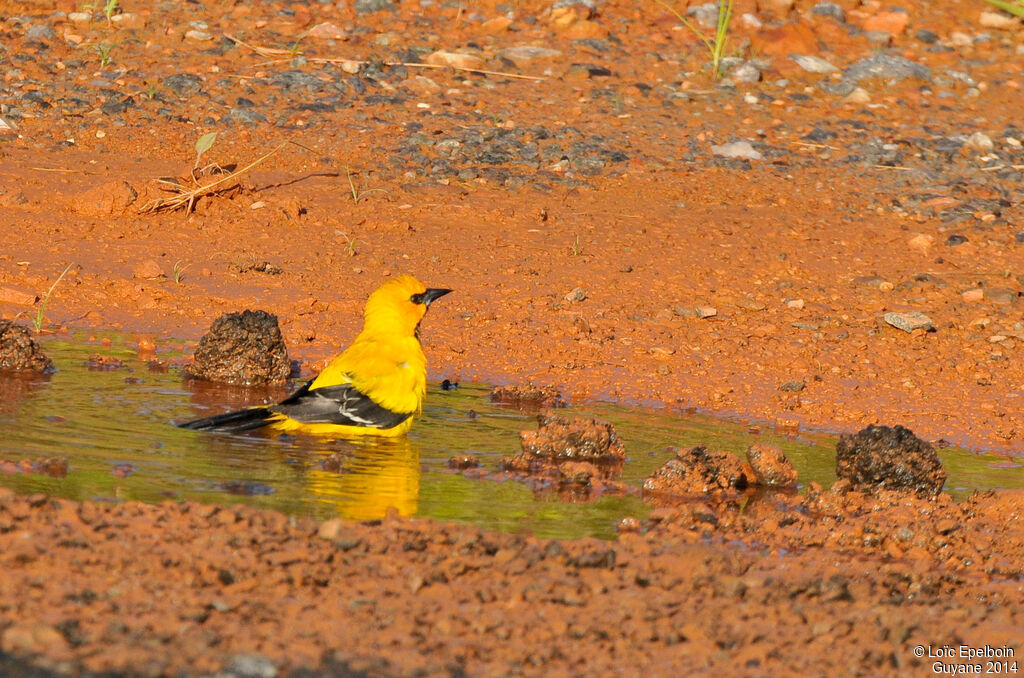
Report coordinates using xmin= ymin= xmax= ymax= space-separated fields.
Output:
xmin=417 ymin=288 xmax=452 ymax=308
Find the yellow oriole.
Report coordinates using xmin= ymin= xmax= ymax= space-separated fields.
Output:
xmin=180 ymin=275 xmax=451 ymax=437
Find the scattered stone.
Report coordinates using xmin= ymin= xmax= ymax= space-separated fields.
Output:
xmin=729 ymin=62 xmax=761 ymax=83
xmin=863 ymin=10 xmax=909 ymax=35
xmin=497 ymin=45 xmax=562 ymax=66
xmin=70 ymin=180 xmax=138 ymax=217
xmin=184 ymin=29 xmax=212 ymax=41
xmin=884 ymin=311 xmax=934 ymax=333
xmin=132 ymin=259 xmax=165 ymax=280
xmin=163 ymin=73 xmax=202 ymax=98
xmin=945 ymin=234 xmax=968 ymax=246
xmin=810 ymin=2 xmax=845 ymax=22
xmin=0 ymin=285 xmax=37 ymax=306
xmin=482 ymin=16 xmax=513 ymax=33
xmin=317 ymin=518 xmax=345 ymax=541
xmin=746 ymin=443 xmax=798 ymax=487
xmin=235 ymin=261 xmax=282 ymax=275
xmin=778 ymin=380 xmax=805 ymax=392
xmin=87 ymin=354 xmax=125 ymax=370
xmin=216 ymin=653 xmax=278 ymax=678
xmin=914 ymin=28 xmax=939 ymax=43
xmin=741 ymin=12 xmax=762 ymax=28
xmin=790 ymin=54 xmax=838 ymax=74
xmin=843 ymin=54 xmax=931 ymax=84
xmin=185 ymin=310 xmax=291 ymax=385
xmin=695 ymin=306 xmax=718 ymax=319
xmin=979 ymin=10 xmax=1021 ymax=30
xmin=842 ymin=87 xmax=870 ymax=104
xmin=984 ymin=288 xmax=1018 ymax=305
xmin=447 ymin=454 xmax=481 ymax=470
xmin=564 ymin=287 xmax=587 ymax=302
xmin=306 ymin=22 xmax=348 ymax=40
xmin=643 ymin=446 xmax=754 ymax=495
xmin=25 ymin=24 xmax=55 ymax=41
xmin=835 ymin=424 xmax=947 ymax=496
xmin=963 ymin=132 xmax=994 ymax=153
xmin=424 ymin=50 xmax=484 ymax=70
xmin=950 ymin=31 xmax=973 ymax=47
xmin=230 ymin=108 xmax=268 ymax=125
xmin=565 ymin=64 xmax=612 ymax=80
xmin=504 ymin=414 xmax=625 ymax=477
xmin=0 ymin=321 xmax=53 ymax=372
xmin=688 ymin=3 xmax=720 ymax=28
xmin=907 ymin=233 xmax=934 ymax=253
xmin=353 ymin=0 xmax=396 ymax=15
xmin=852 ymin=275 xmax=887 ymax=289
xmin=711 ymin=141 xmax=763 ymax=160
xmin=490 ymin=385 xmax=567 ymax=409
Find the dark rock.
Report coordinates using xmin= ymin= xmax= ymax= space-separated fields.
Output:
xmin=101 ymin=96 xmax=135 ymax=115
xmin=810 ymin=1 xmax=845 ymax=22
xmin=835 ymin=424 xmax=947 ymax=496
xmin=271 ymin=70 xmax=323 ymax=92
xmin=802 ymin=127 xmax=836 ymax=143
xmin=914 ymin=29 xmax=939 ymax=44
xmin=24 ymin=24 xmax=55 ymax=41
xmin=185 ymin=310 xmax=291 ymax=385
xmin=354 ymin=0 xmax=396 ymax=15
xmin=945 ymin=234 xmax=967 ymax=246
xmin=643 ymin=446 xmax=755 ymax=495
xmin=163 ymin=73 xmax=203 ymax=98
xmin=0 ymin=321 xmax=53 ymax=372
xmin=230 ymin=108 xmax=268 ymax=124
xmin=843 ymin=55 xmax=931 ymax=84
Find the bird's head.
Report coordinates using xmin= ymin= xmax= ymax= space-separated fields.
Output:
xmin=363 ymin=274 xmax=451 ymax=338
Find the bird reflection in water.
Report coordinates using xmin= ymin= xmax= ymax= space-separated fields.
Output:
xmin=303 ymin=436 xmax=420 ymax=521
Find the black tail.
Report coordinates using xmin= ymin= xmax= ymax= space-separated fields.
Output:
xmin=178 ymin=407 xmax=275 ymax=433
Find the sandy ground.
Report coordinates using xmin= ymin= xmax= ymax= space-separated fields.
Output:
xmin=0 ymin=0 xmax=1023 ymax=673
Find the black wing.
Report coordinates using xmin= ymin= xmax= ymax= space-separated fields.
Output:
xmin=271 ymin=380 xmax=411 ymax=429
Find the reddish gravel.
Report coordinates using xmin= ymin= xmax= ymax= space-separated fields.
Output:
xmin=1 ymin=486 xmax=1022 ymax=676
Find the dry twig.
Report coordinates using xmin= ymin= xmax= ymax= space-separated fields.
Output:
xmin=139 ymin=142 xmax=290 ymax=216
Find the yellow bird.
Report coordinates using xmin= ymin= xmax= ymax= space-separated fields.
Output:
xmin=180 ymin=275 xmax=451 ymax=437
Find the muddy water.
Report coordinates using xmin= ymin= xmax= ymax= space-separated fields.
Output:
xmin=0 ymin=334 xmax=1021 ymax=539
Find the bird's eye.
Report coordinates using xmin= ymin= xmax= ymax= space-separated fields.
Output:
xmin=410 ymin=293 xmax=426 ymax=305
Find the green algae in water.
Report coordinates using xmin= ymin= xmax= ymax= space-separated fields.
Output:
xmin=0 ymin=333 xmax=1021 ymax=540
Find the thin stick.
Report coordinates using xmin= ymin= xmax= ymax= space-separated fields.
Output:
xmin=225 ymin=33 xmax=545 ymax=81
xmin=792 ymin=141 xmax=839 ymax=151
xmin=224 ymin=33 xmax=292 ymax=57
xmin=31 ymin=167 xmax=82 ymax=173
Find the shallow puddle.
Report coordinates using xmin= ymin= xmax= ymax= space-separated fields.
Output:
xmin=0 ymin=333 xmax=1021 ymax=539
